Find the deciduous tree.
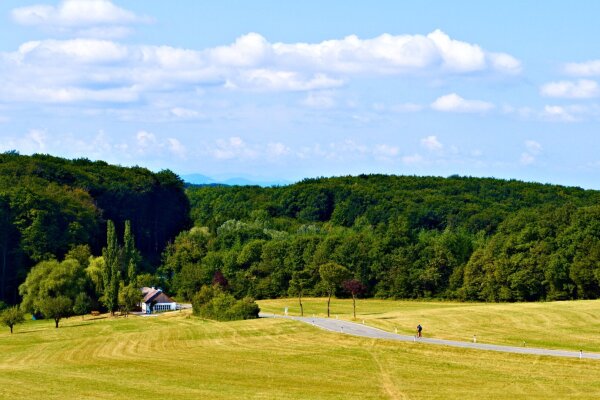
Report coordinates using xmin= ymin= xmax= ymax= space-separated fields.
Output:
xmin=39 ymin=295 xmax=72 ymax=328
xmin=319 ymin=262 xmax=350 ymax=318
xmin=342 ymin=279 xmax=367 ymax=319
xmin=1 ymin=306 xmax=25 ymax=334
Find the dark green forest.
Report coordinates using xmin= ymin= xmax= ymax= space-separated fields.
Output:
xmin=3 ymin=153 xmax=600 ymax=308
xmin=169 ymin=175 xmax=600 ymax=302
xmin=0 ymin=152 xmax=190 ymax=304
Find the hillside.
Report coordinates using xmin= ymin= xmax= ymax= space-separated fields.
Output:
xmin=171 ymin=174 xmax=600 ymax=302
xmin=0 ymin=152 xmax=191 ymax=304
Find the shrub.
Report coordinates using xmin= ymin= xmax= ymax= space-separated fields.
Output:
xmin=192 ymin=285 xmax=259 ymax=321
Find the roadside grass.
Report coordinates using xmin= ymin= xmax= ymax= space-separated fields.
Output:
xmin=258 ymin=298 xmax=600 ymax=352
xmin=1 ymin=307 xmax=600 ymax=399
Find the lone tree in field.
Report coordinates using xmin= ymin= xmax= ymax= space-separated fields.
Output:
xmin=1 ymin=306 xmax=25 ymax=334
xmin=342 ymin=279 xmax=367 ymax=319
xmin=39 ymin=296 xmax=72 ymax=328
xmin=319 ymin=262 xmax=350 ymax=318
xmin=288 ymin=269 xmax=311 ymax=317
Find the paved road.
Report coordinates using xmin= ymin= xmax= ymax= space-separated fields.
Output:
xmin=260 ymin=313 xmax=600 ymax=360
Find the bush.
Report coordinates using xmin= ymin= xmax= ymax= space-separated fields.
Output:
xmin=192 ymin=285 xmax=260 ymax=321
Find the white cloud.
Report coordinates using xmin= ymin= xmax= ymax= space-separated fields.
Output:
xmin=12 ymin=0 xmax=150 ymax=35
xmin=208 ymin=32 xmax=272 ymax=68
xmin=542 ymin=105 xmax=577 ymax=122
xmin=564 ymin=60 xmax=600 ymax=76
xmin=211 ymin=137 xmax=259 ymax=160
xmin=520 ymin=140 xmax=541 ymax=166
xmin=373 ymin=144 xmax=400 ymax=158
xmin=170 ymin=107 xmax=201 ymax=119
xmin=421 ymin=135 xmax=443 ymax=151
xmin=167 ymin=138 xmax=187 ymax=158
xmin=228 ymin=70 xmax=343 ymax=91
xmin=266 ymin=142 xmax=290 ymax=158
xmin=0 ymin=29 xmax=521 ymax=107
xmin=488 ymin=52 xmax=522 ymax=74
xmin=273 ymin=29 xmax=520 ymax=75
xmin=431 ymin=93 xmax=494 ymax=113
xmin=26 ymin=129 xmax=47 ymax=151
xmin=525 ymin=140 xmax=542 ymax=155
xmin=540 ymin=79 xmax=599 ymax=99
xmin=18 ymin=39 xmax=128 ymax=64
xmin=136 ymin=130 xmax=157 ymax=147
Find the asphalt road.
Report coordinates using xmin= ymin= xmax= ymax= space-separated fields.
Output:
xmin=259 ymin=313 xmax=600 ymax=360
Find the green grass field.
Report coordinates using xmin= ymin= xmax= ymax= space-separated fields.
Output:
xmin=1 ymin=301 xmax=600 ymax=399
xmin=259 ymin=298 xmax=600 ymax=352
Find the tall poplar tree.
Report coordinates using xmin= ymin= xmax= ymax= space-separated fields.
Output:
xmin=123 ymin=220 xmax=140 ymax=285
xmin=102 ymin=220 xmax=120 ymax=315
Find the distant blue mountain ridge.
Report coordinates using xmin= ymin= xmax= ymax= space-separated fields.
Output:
xmin=181 ymin=173 xmax=291 ymax=187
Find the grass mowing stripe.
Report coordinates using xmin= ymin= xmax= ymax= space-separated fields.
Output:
xmin=1 ymin=304 xmax=600 ymax=399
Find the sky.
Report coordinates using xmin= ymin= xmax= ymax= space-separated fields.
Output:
xmin=1 ymin=0 xmax=600 ymax=187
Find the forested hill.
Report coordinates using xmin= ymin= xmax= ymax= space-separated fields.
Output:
xmin=167 ymin=175 xmax=600 ymax=302
xmin=0 ymin=152 xmax=191 ymax=304
xmin=189 ymin=175 xmax=600 ymax=233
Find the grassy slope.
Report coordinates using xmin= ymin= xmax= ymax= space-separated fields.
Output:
xmin=258 ymin=298 xmax=600 ymax=352
xmin=0 ymin=306 xmax=599 ymax=399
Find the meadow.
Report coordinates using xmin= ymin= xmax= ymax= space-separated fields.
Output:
xmin=0 ymin=301 xmax=599 ymax=399
xmin=259 ymin=298 xmax=600 ymax=352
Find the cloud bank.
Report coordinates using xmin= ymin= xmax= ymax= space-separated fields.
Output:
xmin=0 ymin=3 xmax=523 ymax=106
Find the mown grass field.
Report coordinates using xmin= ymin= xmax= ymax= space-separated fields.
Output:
xmin=0 ymin=302 xmax=599 ymax=399
xmin=258 ymin=298 xmax=600 ymax=352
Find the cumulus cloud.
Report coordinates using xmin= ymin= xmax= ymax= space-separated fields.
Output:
xmin=542 ymin=105 xmax=578 ymax=122
xmin=431 ymin=93 xmax=494 ymax=113
xmin=0 ymin=28 xmax=521 ymax=106
xmin=564 ymin=60 xmax=600 ymax=76
xmin=12 ymin=0 xmax=150 ymax=38
xmin=272 ymin=29 xmax=520 ymax=75
xmin=540 ymin=79 xmax=599 ymax=99
xmin=421 ymin=135 xmax=443 ymax=151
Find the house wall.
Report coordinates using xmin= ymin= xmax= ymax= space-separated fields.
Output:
xmin=153 ymin=302 xmax=177 ymax=312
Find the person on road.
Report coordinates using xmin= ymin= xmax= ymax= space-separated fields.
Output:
xmin=417 ymin=324 xmax=422 ymax=338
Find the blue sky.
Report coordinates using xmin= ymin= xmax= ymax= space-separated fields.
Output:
xmin=1 ymin=1 xmax=600 ymax=187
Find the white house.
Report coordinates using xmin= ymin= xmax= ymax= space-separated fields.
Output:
xmin=140 ymin=287 xmax=177 ymax=314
